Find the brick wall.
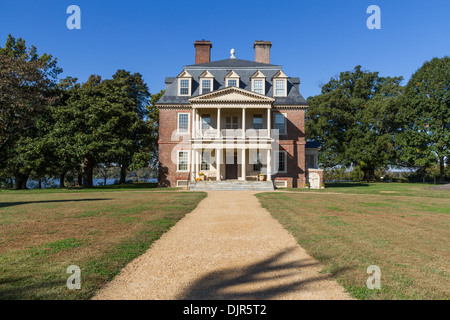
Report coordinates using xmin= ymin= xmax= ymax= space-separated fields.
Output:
xmin=158 ymin=108 xmax=191 ymax=187
xmin=272 ymin=109 xmax=306 ymax=188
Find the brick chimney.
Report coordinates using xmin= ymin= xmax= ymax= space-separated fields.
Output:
xmin=194 ymin=40 xmax=212 ymax=64
xmin=254 ymin=41 xmax=272 ymax=64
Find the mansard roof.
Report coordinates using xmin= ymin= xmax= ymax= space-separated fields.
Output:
xmin=157 ymin=58 xmax=308 ymax=106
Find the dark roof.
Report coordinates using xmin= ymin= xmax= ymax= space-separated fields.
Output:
xmin=305 ymin=141 xmax=320 ymax=149
xmin=185 ymin=58 xmax=281 ymax=69
xmin=157 ymin=58 xmax=308 ymax=106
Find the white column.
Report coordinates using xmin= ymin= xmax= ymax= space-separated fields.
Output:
xmin=191 ymin=148 xmax=195 ymax=181
xmin=241 ymin=147 xmax=246 ymax=181
xmin=216 ymin=148 xmax=221 ymax=181
xmin=191 ymin=108 xmax=195 ymax=139
xmin=242 ymin=108 xmax=246 ymax=139
xmin=267 ymin=108 xmax=271 ymax=138
xmin=196 ymin=111 xmax=200 ymax=138
xmin=196 ymin=149 xmax=201 ymax=179
xmin=266 ymin=148 xmax=272 ymax=181
xmin=217 ymin=108 xmax=221 ymax=138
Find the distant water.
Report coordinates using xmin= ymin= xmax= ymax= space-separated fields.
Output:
xmin=25 ymin=178 xmax=157 ymax=189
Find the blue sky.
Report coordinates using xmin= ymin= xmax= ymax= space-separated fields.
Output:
xmin=1 ymin=0 xmax=449 ymax=99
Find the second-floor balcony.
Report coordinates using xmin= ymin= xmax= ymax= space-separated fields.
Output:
xmin=193 ymin=129 xmax=271 ymax=140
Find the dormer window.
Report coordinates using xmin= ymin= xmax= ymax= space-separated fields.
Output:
xmin=225 ymin=70 xmax=240 ymax=88
xmin=201 ymin=79 xmax=211 ymax=93
xmin=251 ymin=70 xmax=266 ymax=95
xmin=272 ymin=70 xmax=288 ymax=97
xmin=199 ymin=70 xmax=214 ymax=95
xmin=253 ymin=80 xmax=264 ymax=94
xmin=177 ymin=70 xmax=192 ymax=96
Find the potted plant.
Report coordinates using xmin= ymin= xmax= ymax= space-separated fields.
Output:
xmin=258 ymin=173 xmax=265 ymax=181
xmin=199 ymin=172 xmax=205 ymax=181
xmin=304 ymin=183 xmax=310 ymax=188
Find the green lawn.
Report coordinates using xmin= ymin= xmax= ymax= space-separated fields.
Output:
xmin=0 ymin=186 xmax=206 ymax=300
xmin=285 ymin=182 xmax=450 ymax=199
xmin=257 ymin=183 xmax=450 ymax=300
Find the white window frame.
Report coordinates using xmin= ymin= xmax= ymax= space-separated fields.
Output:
xmin=178 ymin=78 xmax=192 ymax=96
xmin=252 ymin=79 xmax=265 ymax=95
xmin=277 ymin=151 xmax=287 ymax=173
xmin=274 ymin=79 xmax=287 ymax=97
xmin=177 ymin=150 xmax=190 ymax=172
xmin=226 ymin=78 xmax=239 ymax=87
xmin=177 ymin=112 xmax=190 ymax=134
xmin=201 ymin=79 xmax=212 ymax=94
xmin=200 ymin=150 xmax=211 ymax=171
xmin=274 ymin=112 xmax=287 ymax=136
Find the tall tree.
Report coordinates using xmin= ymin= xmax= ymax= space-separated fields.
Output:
xmin=107 ymin=70 xmax=151 ymax=184
xmin=146 ymin=89 xmax=165 ymax=168
xmin=0 ymin=34 xmax=62 ymax=188
xmin=306 ymin=66 xmax=403 ymax=181
xmin=397 ymin=57 xmax=450 ymax=181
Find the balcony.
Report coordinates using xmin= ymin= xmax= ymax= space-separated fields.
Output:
xmin=193 ymin=129 xmax=271 ymax=140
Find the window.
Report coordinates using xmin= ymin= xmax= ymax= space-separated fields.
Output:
xmin=201 ymin=151 xmax=210 ymax=171
xmin=253 ymin=80 xmax=264 ymax=94
xmin=227 ymin=79 xmax=237 ymax=87
xmin=177 ymin=151 xmax=189 ymax=172
xmin=178 ymin=113 xmax=189 ymax=133
xmin=253 ymin=114 xmax=263 ymax=129
xmin=275 ymin=80 xmax=286 ymax=96
xmin=225 ymin=116 xmax=238 ymax=129
xmin=225 ymin=70 xmax=240 ymax=88
xmin=201 ymin=79 xmax=211 ymax=94
xmin=251 ymin=70 xmax=266 ymax=95
xmin=177 ymin=70 xmax=192 ymax=96
xmin=199 ymin=70 xmax=214 ymax=95
xmin=272 ymin=70 xmax=288 ymax=97
xmin=306 ymin=154 xmax=317 ymax=169
xmin=180 ymin=79 xmax=190 ymax=95
xmin=274 ymin=113 xmax=286 ymax=135
xmin=201 ymin=114 xmax=211 ymax=130
xmin=253 ymin=152 xmax=263 ymax=171
xmin=277 ymin=151 xmax=287 ymax=173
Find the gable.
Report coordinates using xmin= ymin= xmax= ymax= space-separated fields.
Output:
xmin=189 ymin=87 xmax=275 ymax=103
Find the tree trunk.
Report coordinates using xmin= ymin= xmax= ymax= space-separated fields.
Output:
xmin=82 ymin=158 xmax=95 ymax=188
xmin=362 ymin=167 xmax=376 ymax=182
xmin=77 ymin=172 xmax=83 ymax=187
xmin=38 ymin=179 xmax=42 ymax=189
xmin=60 ymin=171 xmax=66 ymax=188
xmin=14 ymin=171 xmax=30 ymax=190
xmin=120 ymin=165 xmax=127 ymax=184
xmin=438 ymin=156 xmax=445 ymax=183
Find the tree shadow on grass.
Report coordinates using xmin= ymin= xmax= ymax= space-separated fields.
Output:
xmin=0 ymin=276 xmax=65 ymax=300
xmin=0 ymin=198 xmax=112 ymax=209
xmin=325 ymin=183 xmax=369 ymax=188
xmin=177 ymin=247 xmax=336 ymax=300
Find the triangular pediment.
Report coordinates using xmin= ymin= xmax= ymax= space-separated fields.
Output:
xmin=177 ymin=70 xmax=192 ymax=78
xmin=189 ymin=86 xmax=275 ymax=103
xmin=272 ymin=70 xmax=288 ymax=79
xmin=199 ymin=70 xmax=214 ymax=78
xmin=251 ymin=70 xmax=266 ymax=79
xmin=225 ymin=70 xmax=240 ymax=78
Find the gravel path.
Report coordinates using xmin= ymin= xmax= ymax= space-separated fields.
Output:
xmin=93 ymin=191 xmax=352 ymax=300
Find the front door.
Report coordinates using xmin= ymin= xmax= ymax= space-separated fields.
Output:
xmin=226 ymin=155 xmax=238 ymax=179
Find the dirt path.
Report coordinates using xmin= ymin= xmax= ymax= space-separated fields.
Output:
xmin=93 ymin=191 xmax=352 ymax=300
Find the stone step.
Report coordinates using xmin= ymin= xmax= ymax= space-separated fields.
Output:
xmin=188 ymin=180 xmax=275 ymax=191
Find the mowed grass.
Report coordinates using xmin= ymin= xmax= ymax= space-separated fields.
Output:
xmin=256 ymin=184 xmax=450 ymax=300
xmin=285 ymin=182 xmax=450 ymax=199
xmin=0 ymin=188 xmax=206 ymax=300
